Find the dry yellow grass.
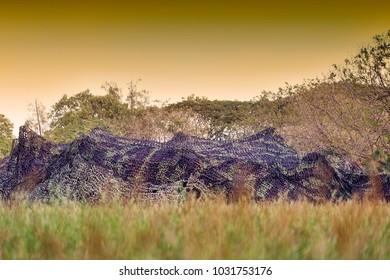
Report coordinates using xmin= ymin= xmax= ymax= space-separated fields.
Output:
xmin=1 ymin=199 xmax=390 ymax=260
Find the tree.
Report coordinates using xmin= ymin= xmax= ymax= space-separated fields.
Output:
xmin=329 ymin=30 xmax=390 ymax=169
xmin=101 ymin=81 xmax=122 ymax=100
xmin=281 ymin=30 xmax=390 ymax=171
xmin=169 ymin=95 xmax=248 ymax=140
xmin=47 ymin=90 xmax=129 ymax=142
xmin=126 ymin=79 xmax=150 ymax=110
xmin=0 ymin=114 xmax=14 ymax=157
xmin=168 ymin=94 xmax=296 ymax=140
xmin=331 ymin=30 xmax=390 ymax=106
xmin=26 ymin=99 xmax=49 ymax=136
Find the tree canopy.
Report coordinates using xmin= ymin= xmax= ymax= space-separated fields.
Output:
xmin=46 ymin=90 xmax=129 ymax=142
xmin=282 ymin=30 xmax=390 ymax=171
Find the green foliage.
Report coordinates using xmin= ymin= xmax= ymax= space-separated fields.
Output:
xmin=101 ymin=81 xmax=122 ymax=101
xmin=374 ymin=149 xmax=390 ymax=173
xmin=0 ymin=114 xmax=14 ymax=157
xmin=168 ymin=93 xmax=297 ymax=140
xmin=47 ymin=90 xmax=129 ymax=142
xmin=169 ymin=96 xmax=249 ymax=139
xmin=47 ymin=88 xmax=295 ymax=143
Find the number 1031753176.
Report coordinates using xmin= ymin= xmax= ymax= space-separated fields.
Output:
xmin=212 ymin=267 xmax=272 ymax=276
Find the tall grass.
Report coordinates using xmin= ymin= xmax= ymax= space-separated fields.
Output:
xmin=1 ymin=199 xmax=390 ymax=260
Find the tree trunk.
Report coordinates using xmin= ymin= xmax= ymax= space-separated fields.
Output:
xmin=35 ymin=100 xmax=42 ymax=136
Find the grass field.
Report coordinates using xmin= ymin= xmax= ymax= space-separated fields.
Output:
xmin=1 ymin=199 xmax=390 ymax=260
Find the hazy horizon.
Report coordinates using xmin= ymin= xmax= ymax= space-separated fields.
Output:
xmin=1 ymin=0 xmax=389 ymax=136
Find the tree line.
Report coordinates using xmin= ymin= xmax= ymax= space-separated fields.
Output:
xmin=0 ymin=30 xmax=389 ymax=171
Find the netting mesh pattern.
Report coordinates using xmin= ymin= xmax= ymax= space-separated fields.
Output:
xmin=0 ymin=126 xmax=388 ymax=203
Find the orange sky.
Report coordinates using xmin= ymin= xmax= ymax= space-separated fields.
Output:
xmin=1 ymin=0 xmax=389 ymax=135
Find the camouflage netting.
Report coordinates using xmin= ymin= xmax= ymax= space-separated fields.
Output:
xmin=0 ymin=126 xmax=389 ymax=204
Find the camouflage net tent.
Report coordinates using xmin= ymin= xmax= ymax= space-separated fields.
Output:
xmin=0 ymin=126 xmax=389 ymax=204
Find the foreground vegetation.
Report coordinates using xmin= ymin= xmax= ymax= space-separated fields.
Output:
xmin=1 ymin=199 xmax=390 ymax=260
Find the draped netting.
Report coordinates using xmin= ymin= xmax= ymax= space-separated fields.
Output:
xmin=0 ymin=126 xmax=388 ymax=203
